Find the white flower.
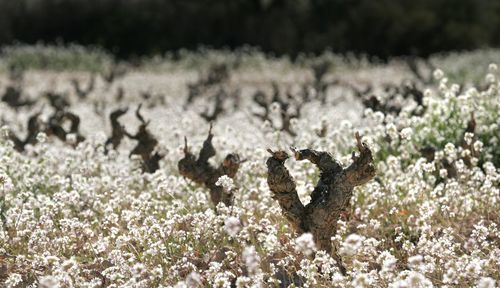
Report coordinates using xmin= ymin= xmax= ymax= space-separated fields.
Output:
xmin=485 ymin=73 xmax=495 ymax=83
xmin=423 ymin=162 xmax=435 ymax=173
xmin=0 ymin=126 xmax=10 ymax=138
xmin=224 ymin=216 xmax=241 ymax=237
xmin=66 ymin=133 xmax=77 ymax=145
xmin=340 ymin=234 xmax=364 ymax=256
xmin=407 ymin=271 xmax=432 ymax=287
xmin=270 ymin=102 xmax=281 ymax=112
xmin=36 ymin=132 xmax=47 ymax=143
xmin=433 ymin=69 xmax=444 ymax=80
xmin=185 ymin=271 xmax=202 ymax=287
xmin=5 ymin=273 xmax=23 ymax=288
xmin=400 ymin=127 xmax=413 ymax=140
xmin=477 ymin=277 xmax=496 ymax=288
xmin=464 ymin=132 xmax=474 ymax=145
xmin=444 ymin=142 xmax=456 ymax=156
xmin=488 ymin=63 xmax=498 ymax=72
xmin=408 ymin=254 xmax=424 ymax=269
xmin=242 ymin=246 xmax=261 ymax=275
xmin=439 ymin=168 xmax=448 ymax=178
xmin=295 ymin=233 xmax=316 ymax=256
xmin=39 ymin=276 xmax=60 ymax=288
xmin=473 ymin=140 xmax=484 ymax=152
xmin=216 ymin=175 xmax=234 ymax=193
xmin=378 ymin=251 xmax=397 ymax=271
xmin=386 ymin=123 xmax=398 ymax=139
xmin=0 ymin=171 xmax=13 ymax=196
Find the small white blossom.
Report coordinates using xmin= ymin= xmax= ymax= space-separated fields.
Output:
xmin=340 ymin=234 xmax=364 ymax=256
xmin=0 ymin=126 xmax=10 ymax=138
xmin=224 ymin=216 xmax=241 ymax=237
xmin=400 ymin=127 xmax=413 ymax=140
xmin=66 ymin=133 xmax=77 ymax=145
xmin=216 ymin=175 xmax=234 ymax=193
xmin=473 ymin=140 xmax=484 ymax=152
xmin=0 ymin=171 xmax=13 ymax=196
xmin=295 ymin=233 xmax=316 ymax=256
xmin=242 ymin=246 xmax=261 ymax=275
xmin=5 ymin=273 xmax=23 ymax=288
xmin=36 ymin=132 xmax=47 ymax=143
xmin=408 ymin=254 xmax=424 ymax=270
xmin=433 ymin=69 xmax=444 ymax=80
xmin=464 ymin=132 xmax=474 ymax=145
xmin=439 ymin=168 xmax=448 ymax=178
xmin=485 ymin=73 xmax=495 ymax=83
xmin=477 ymin=277 xmax=496 ymax=288
xmin=185 ymin=271 xmax=202 ymax=287
xmin=270 ymin=102 xmax=281 ymax=112
xmin=444 ymin=142 xmax=456 ymax=156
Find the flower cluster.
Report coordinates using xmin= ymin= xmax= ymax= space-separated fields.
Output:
xmin=0 ymin=54 xmax=498 ymax=287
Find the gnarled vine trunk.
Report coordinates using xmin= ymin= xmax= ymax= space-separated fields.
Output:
xmin=178 ymin=125 xmax=242 ymax=207
xmin=266 ymin=133 xmax=375 ymax=271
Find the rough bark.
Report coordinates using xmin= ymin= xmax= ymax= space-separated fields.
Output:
xmin=104 ymin=107 xmax=129 ymax=151
xmin=178 ymin=125 xmax=242 ymax=207
xmin=252 ymin=83 xmax=301 ymax=137
xmin=71 ymin=75 xmax=95 ymax=99
xmin=2 ymin=86 xmax=35 ymax=108
xmin=46 ymin=111 xmax=86 ymax=145
xmin=310 ymin=60 xmax=331 ymax=104
xmin=185 ymin=64 xmax=230 ymax=107
xmin=200 ymin=89 xmax=225 ymax=122
xmin=101 ymin=64 xmax=127 ymax=87
xmin=6 ymin=111 xmax=42 ymax=152
xmin=266 ymin=132 xmax=375 ymax=271
xmin=45 ymin=92 xmax=70 ymax=111
xmin=126 ymin=104 xmax=163 ymax=173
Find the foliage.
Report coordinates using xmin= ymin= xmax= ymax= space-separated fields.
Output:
xmin=1 ymin=0 xmax=500 ymax=59
xmin=0 ymin=44 xmax=113 ymax=72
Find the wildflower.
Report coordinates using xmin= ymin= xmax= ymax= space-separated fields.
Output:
xmin=295 ymin=233 xmax=316 ymax=256
xmin=473 ymin=140 xmax=483 ymax=152
xmin=224 ymin=216 xmax=241 ymax=237
xmin=185 ymin=271 xmax=202 ymax=287
xmin=340 ymin=234 xmax=364 ymax=256
xmin=0 ymin=125 xmax=9 ymax=138
xmin=407 ymin=271 xmax=432 ymax=287
xmin=407 ymin=254 xmax=424 ymax=270
xmin=386 ymin=123 xmax=398 ymax=139
xmin=0 ymin=171 xmax=13 ymax=196
xmin=477 ymin=277 xmax=496 ymax=288
xmin=4 ymin=273 xmax=23 ymax=287
xmin=242 ymin=246 xmax=261 ymax=275
xmin=378 ymin=251 xmax=397 ymax=272
xmin=270 ymin=102 xmax=281 ymax=112
xmin=423 ymin=162 xmax=435 ymax=173
xmin=36 ymin=132 xmax=47 ymax=143
xmin=216 ymin=175 xmax=235 ymax=193
xmin=66 ymin=133 xmax=77 ymax=145
xmin=444 ymin=143 xmax=456 ymax=156
xmin=485 ymin=73 xmax=496 ymax=83
xmin=400 ymin=127 xmax=413 ymax=140
xmin=464 ymin=132 xmax=474 ymax=145
xmin=439 ymin=169 xmax=448 ymax=178
xmin=433 ymin=69 xmax=444 ymax=80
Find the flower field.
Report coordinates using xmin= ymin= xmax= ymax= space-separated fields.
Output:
xmin=0 ymin=49 xmax=498 ymax=287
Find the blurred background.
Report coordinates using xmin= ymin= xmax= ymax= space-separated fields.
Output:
xmin=1 ymin=0 xmax=500 ymax=60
